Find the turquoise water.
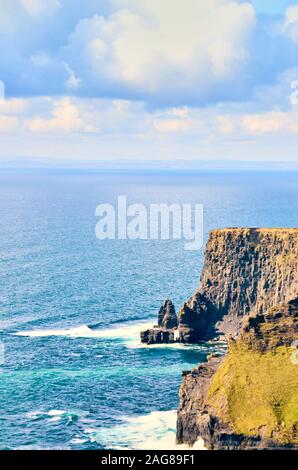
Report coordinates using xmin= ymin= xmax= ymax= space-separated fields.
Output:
xmin=0 ymin=169 xmax=298 ymax=449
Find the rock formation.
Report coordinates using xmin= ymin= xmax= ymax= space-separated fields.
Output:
xmin=177 ymin=296 xmax=298 ymax=449
xmin=141 ymin=228 xmax=298 ymax=344
xmin=179 ymin=228 xmax=298 ymax=342
xmin=158 ymin=299 xmax=178 ymax=329
xmin=140 ymin=299 xmax=178 ymax=344
xmin=176 ymin=228 xmax=298 ymax=450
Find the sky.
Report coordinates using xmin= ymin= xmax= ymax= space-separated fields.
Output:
xmin=0 ymin=0 xmax=298 ymax=167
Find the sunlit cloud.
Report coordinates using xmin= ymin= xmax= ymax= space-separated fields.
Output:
xmin=242 ymin=111 xmax=298 ymax=134
xmin=0 ymin=1 xmax=297 ymax=163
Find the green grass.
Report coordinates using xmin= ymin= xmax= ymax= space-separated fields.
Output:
xmin=207 ymin=343 xmax=298 ymax=444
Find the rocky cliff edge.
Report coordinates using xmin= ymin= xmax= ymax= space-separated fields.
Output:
xmin=176 ymin=228 xmax=298 ymax=449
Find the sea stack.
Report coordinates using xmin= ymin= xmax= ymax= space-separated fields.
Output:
xmin=158 ymin=299 xmax=178 ymax=329
xmin=140 ymin=299 xmax=178 ymax=344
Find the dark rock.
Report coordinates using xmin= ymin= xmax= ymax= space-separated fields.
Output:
xmin=176 ymin=295 xmax=298 ymax=450
xmin=178 ymin=294 xmax=216 ymax=342
xmin=158 ymin=299 xmax=178 ymax=329
xmin=240 ymin=296 xmax=298 ymax=352
xmin=141 ymin=329 xmax=160 ymax=344
xmin=142 ymin=229 xmax=298 ymax=345
xmin=176 ymin=228 xmax=298 ymax=450
xmin=177 ymin=356 xmax=223 ymax=446
xmin=140 ymin=299 xmax=178 ymax=344
xmin=178 ymin=228 xmax=298 ymax=342
xmin=140 ymin=327 xmax=176 ymax=344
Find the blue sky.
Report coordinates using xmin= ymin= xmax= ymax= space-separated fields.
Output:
xmin=252 ymin=0 xmax=297 ymax=14
xmin=0 ymin=0 xmax=298 ymax=166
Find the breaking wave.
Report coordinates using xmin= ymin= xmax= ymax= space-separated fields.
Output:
xmin=84 ymin=410 xmax=206 ymax=450
xmin=13 ymin=320 xmax=155 ymax=342
xmin=14 ymin=320 xmax=226 ymax=354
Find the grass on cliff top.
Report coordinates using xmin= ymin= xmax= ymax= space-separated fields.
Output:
xmin=207 ymin=343 xmax=298 ymax=444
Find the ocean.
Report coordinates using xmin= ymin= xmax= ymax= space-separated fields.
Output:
xmin=0 ymin=169 xmax=298 ymax=450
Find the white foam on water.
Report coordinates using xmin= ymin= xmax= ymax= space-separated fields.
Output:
xmin=70 ymin=437 xmax=89 ymax=445
xmin=85 ymin=410 xmax=206 ymax=450
xmin=26 ymin=410 xmax=44 ymax=420
xmin=128 ymin=340 xmax=206 ymax=351
xmin=93 ymin=321 xmax=155 ymax=340
xmin=48 ymin=409 xmax=66 ymax=416
xmin=14 ymin=321 xmax=226 ymax=355
xmin=26 ymin=409 xmax=85 ymax=425
xmin=15 ymin=325 xmax=96 ymax=338
xmin=48 ymin=416 xmax=62 ymax=423
xmin=26 ymin=409 xmax=67 ymax=420
xmin=14 ymin=320 xmax=155 ymax=342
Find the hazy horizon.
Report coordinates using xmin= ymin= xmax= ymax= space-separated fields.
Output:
xmin=1 ymin=158 xmax=298 ymax=172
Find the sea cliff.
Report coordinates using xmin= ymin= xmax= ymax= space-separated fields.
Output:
xmin=176 ymin=228 xmax=298 ymax=449
xmin=141 ymin=228 xmax=298 ymax=344
xmin=179 ymin=228 xmax=298 ymax=341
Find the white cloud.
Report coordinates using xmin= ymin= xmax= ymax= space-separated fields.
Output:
xmin=0 ymin=98 xmax=27 ymax=114
xmin=170 ymin=107 xmax=190 ymax=118
xmin=216 ymin=115 xmax=235 ymax=134
xmin=25 ymin=97 xmax=97 ymax=133
xmin=20 ymin=0 xmax=61 ymax=17
xmin=242 ymin=111 xmax=298 ymax=134
xmin=283 ymin=4 xmax=298 ymax=42
xmin=64 ymin=63 xmax=81 ymax=91
xmin=0 ymin=93 xmax=298 ymax=163
xmin=3 ymin=95 xmax=297 ymax=140
xmin=63 ymin=0 xmax=255 ymax=102
xmin=30 ymin=52 xmax=51 ymax=67
xmin=153 ymin=118 xmax=196 ymax=133
xmin=0 ymin=115 xmax=19 ymax=133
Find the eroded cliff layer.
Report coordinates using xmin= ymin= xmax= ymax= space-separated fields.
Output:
xmin=179 ymin=228 xmax=298 ymax=341
xmin=177 ymin=296 xmax=298 ymax=450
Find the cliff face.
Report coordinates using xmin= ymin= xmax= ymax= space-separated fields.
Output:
xmin=177 ymin=297 xmax=298 ymax=450
xmin=179 ymin=228 xmax=298 ymax=341
xmin=176 ymin=228 xmax=298 ymax=450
